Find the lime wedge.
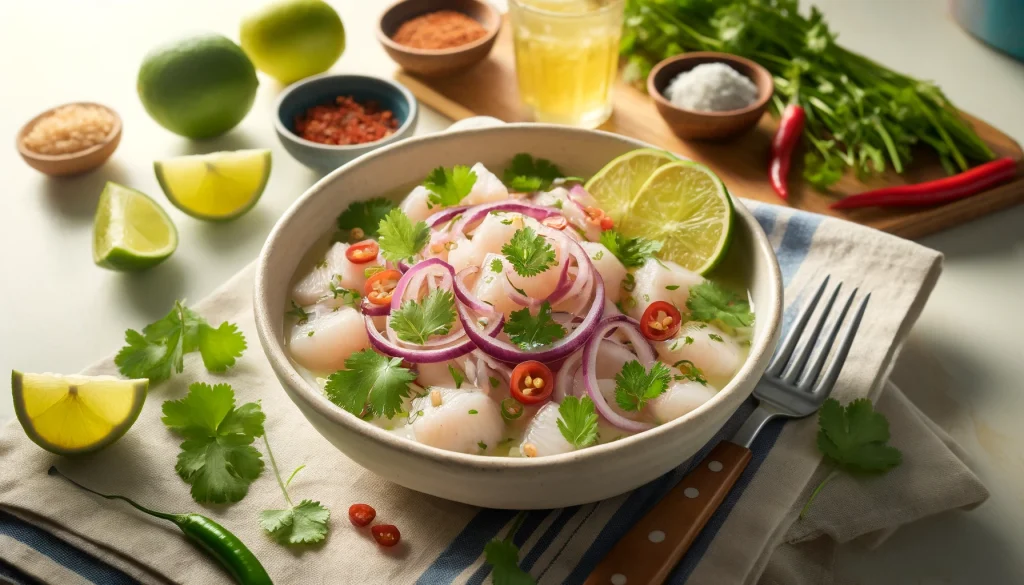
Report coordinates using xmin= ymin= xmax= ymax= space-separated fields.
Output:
xmin=583 ymin=148 xmax=677 ymax=222
xmin=12 ymin=371 xmax=148 ymax=455
xmin=154 ymin=149 xmax=271 ymax=221
xmin=618 ymin=161 xmax=733 ymax=275
xmin=93 ymin=182 xmax=178 ymax=272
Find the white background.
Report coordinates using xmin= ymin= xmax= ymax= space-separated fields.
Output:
xmin=1 ymin=0 xmax=1023 ymax=582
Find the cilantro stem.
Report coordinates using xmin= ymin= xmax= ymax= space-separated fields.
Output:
xmin=263 ymin=434 xmax=293 ymax=508
xmin=799 ymin=468 xmax=839 ymax=519
xmin=504 ymin=511 xmax=528 ymax=543
xmin=285 ymin=465 xmax=306 ymax=489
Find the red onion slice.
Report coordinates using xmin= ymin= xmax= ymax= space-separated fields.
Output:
xmin=454 ymin=266 xmax=495 ymax=314
xmin=452 ymin=201 xmax=562 ymax=236
xmin=360 ymin=300 xmax=391 ymax=317
xmin=582 ymin=315 xmax=657 ymax=432
xmin=554 ymin=350 xmax=584 ymax=402
xmin=426 ymin=206 xmax=468 ymax=227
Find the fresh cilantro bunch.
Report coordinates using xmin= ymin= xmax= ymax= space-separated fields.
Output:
xmin=801 ymin=398 xmax=902 ymax=518
xmin=501 ymin=227 xmax=556 ymax=277
xmin=686 ymin=282 xmax=754 ymax=328
xmin=484 ymin=512 xmax=535 ymax=585
xmin=259 ymin=438 xmax=330 ymax=546
xmin=557 ymin=396 xmax=599 ymax=449
xmin=423 ymin=165 xmax=477 ymax=208
xmin=336 ymin=197 xmax=395 ymax=239
xmin=116 ymin=301 xmax=246 ymax=383
xmin=390 ymin=288 xmax=456 ymax=345
xmin=504 ymin=302 xmax=566 ymax=350
xmin=325 ymin=349 xmax=417 ymax=419
xmin=599 ymin=231 xmax=663 ymax=268
xmin=161 ymin=383 xmax=265 ymax=504
xmin=377 ymin=208 xmax=430 ymax=262
xmin=502 ymin=153 xmax=565 ymax=192
xmin=615 ymin=360 xmax=672 ymax=412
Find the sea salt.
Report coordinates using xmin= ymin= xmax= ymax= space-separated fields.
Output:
xmin=665 ymin=63 xmax=759 ymax=112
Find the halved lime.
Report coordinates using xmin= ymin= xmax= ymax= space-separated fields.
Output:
xmin=618 ymin=161 xmax=733 ymax=275
xmin=93 ymin=182 xmax=178 ymax=272
xmin=583 ymin=148 xmax=677 ymax=222
xmin=12 ymin=371 xmax=148 ymax=456
xmin=154 ymin=149 xmax=271 ymax=221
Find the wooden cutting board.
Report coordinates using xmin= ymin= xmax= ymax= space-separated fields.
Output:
xmin=395 ymin=20 xmax=1024 ymax=239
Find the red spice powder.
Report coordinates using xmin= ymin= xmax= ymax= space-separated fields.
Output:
xmin=294 ymin=96 xmax=399 ymax=146
xmin=392 ymin=10 xmax=488 ymax=50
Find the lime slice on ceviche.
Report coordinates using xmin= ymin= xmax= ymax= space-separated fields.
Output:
xmin=583 ymin=148 xmax=677 ymax=222
xmin=12 ymin=371 xmax=148 ymax=455
xmin=154 ymin=149 xmax=271 ymax=221
xmin=618 ymin=161 xmax=733 ymax=275
xmin=93 ymin=182 xmax=178 ymax=272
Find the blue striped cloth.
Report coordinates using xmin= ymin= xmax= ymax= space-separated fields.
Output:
xmin=0 ymin=205 xmax=823 ymax=585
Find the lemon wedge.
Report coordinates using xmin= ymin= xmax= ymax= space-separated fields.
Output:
xmin=154 ymin=149 xmax=271 ymax=221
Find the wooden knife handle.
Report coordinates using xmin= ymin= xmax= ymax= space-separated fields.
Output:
xmin=583 ymin=441 xmax=752 ymax=585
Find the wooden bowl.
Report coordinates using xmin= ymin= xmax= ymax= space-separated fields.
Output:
xmin=378 ymin=0 xmax=501 ymax=78
xmin=16 ymin=102 xmax=122 ymax=177
xmin=648 ymin=52 xmax=774 ymax=141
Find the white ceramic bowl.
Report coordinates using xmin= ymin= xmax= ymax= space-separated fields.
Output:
xmin=254 ymin=124 xmax=782 ymax=509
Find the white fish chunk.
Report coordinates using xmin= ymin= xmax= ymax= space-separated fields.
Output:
xmin=655 ymin=322 xmax=742 ymax=382
xmin=288 ymin=306 xmax=370 ymax=374
xmin=291 ymin=242 xmax=382 ymax=306
xmin=448 ymin=212 xmax=526 ymax=274
xmin=471 ymin=253 xmax=523 ymax=319
xmin=647 ymin=378 xmax=717 ymax=424
xmin=409 ymin=387 xmax=504 ymax=454
xmin=520 ymin=402 xmax=574 ymax=457
xmin=463 ymin=163 xmax=510 ymax=205
xmin=628 ymin=257 xmax=704 ymax=320
xmin=400 ymin=185 xmax=434 ymax=223
xmin=579 ymin=241 xmax=626 ymax=303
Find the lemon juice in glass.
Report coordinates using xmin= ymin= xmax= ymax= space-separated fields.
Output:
xmin=509 ymin=0 xmax=624 ymax=128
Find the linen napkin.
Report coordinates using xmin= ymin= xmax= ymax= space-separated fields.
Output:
xmin=0 ymin=201 xmax=987 ymax=585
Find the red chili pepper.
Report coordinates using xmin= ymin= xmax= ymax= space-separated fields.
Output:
xmin=830 ymin=157 xmax=1017 ymax=210
xmin=371 ymin=524 xmax=401 ymax=547
xmin=348 ymin=503 xmax=376 ymax=527
xmin=769 ymin=104 xmax=806 ymax=200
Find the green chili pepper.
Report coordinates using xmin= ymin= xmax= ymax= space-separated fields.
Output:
xmin=49 ymin=467 xmax=273 ymax=585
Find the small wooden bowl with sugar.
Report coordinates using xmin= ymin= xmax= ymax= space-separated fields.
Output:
xmin=648 ymin=52 xmax=773 ymax=141
xmin=17 ymin=102 xmax=122 ymax=177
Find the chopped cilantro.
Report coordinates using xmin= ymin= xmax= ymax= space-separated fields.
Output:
xmin=328 ymin=281 xmax=361 ymax=308
xmin=489 ymin=376 xmax=500 ymax=388
xmin=469 ymin=409 xmax=478 ymax=415
xmin=286 ymin=301 xmax=310 ymax=324
xmin=615 ymin=360 xmax=671 ymax=412
xmin=621 ymin=273 xmax=636 ymax=292
xmin=377 ymin=208 xmax=431 ymax=262
xmin=599 ymin=230 xmax=663 ymax=268
xmin=478 ymin=441 xmax=488 ymax=451
xmin=504 ymin=301 xmax=566 ymax=350
xmin=665 ymin=285 xmax=680 ymax=291
xmin=501 ymin=227 xmax=556 ymax=277
xmin=490 ymin=258 xmax=504 ymax=273
xmin=448 ymin=364 xmax=465 ymax=389
xmin=672 ymin=360 xmax=707 ymax=386
xmin=708 ymin=333 xmax=724 ymax=342
xmin=423 ymin=165 xmax=476 ymax=207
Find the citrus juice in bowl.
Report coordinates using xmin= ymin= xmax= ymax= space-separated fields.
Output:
xmin=508 ymin=0 xmax=624 ymax=128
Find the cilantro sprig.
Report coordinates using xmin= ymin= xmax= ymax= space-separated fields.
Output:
xmin=161 ymin=383 xmax=264 ymax=504
xmin=504 ymin=301 xmax=566 ymax=350
xmin=686 ymin=281 xmax=754 ymax=328
xmin=423 ymin=165 xmax=477 ymax=208
xmin=557 ymin=396 xmax=599 ymax=449
xmin=599 ymin=230 xmax=663 ymax=268
xmin=484 ymin=512 xmax=535 ymax=585
xmin=259 ymin=436 xmax=330 ymax=545
xmin=615 ymin=360 xmax=672 ymax=412
xmin=801 ymin=398 xmax=902 ymax=518
xmin=325 ymin=349 xmax=417 ymax=419
xmin=377 ymin=208 xmax=430 ymax=262
xmin=501 ymin=227 xmax=556 ymax=277
xmin=336 ymin=197 xmax=395 ymax=239
xmin=116 ymin=301 xmax=246 ymax=383
xmin=390 ymin=288 xmax=456 ymax=345
xmin=502 ymin=153 xmax=565 ymax=192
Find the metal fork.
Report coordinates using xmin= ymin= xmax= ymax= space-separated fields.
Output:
xmin=584 ymin=276 xmax=870 ymax=585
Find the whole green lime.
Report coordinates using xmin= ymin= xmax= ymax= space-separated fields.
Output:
xmin=137 ymin=33 xmax=258 ymax=139
xmin=240 ymin=0 xmax=345 ymax=85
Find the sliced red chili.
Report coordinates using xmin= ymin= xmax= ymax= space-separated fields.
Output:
xmin=640 ymin=301 xmax=682 ymax=342
xmin=346 ymin=240 xmax=380 ymax=264
xmin=348 ymin=503 xmax=376 ymax=527
xmin=364 ymin=269 xmax=402 ymax=305
xmin=542 ymin=215 xmax=568 ymax=230
xmin=510 ymin=361 xmax=554 ymax=405
xmin=371 ymin=524 xmax=401 ymax=547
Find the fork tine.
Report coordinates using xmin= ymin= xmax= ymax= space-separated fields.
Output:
xmin=796 ymin=287 xmax=857 ymax=390
xmin=811 ymin=292 xmax=871 ymax=396
xmin=766 ymin=275 xmax=830 ymax=377
xmin=780 ymin=283 xmax=842 ymax=384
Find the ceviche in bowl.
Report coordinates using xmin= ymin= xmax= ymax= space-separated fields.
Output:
xmin=255 ymin=124 xmax=781 ymax=509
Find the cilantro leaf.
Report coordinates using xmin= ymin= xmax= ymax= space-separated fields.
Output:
xmin=390 ymin=288 xmax=456 ymax=345
xmin=162 ymin=383 xmax=265 ymax=504
xmin=286 ymin=301 xmax=310 ymax=325
xmin=336 ymin=197 xmax=395 ymax=238
xmin=490 ymin=258 xmax=504 ymax=273
xmin=377 ymin=208 xmax=430 ymax=262
xmin=501 ymin=227 xmax=556 ymax=277
xmin=801 ymin=398 xmax=902 ymax=518
xmin=484 ymin=513 xmax=536 ymax=585
xmin=502 ymin=153 xmax=565 ymax=192
xmin=423 ymin=165 xmax=476 ymax=207
xmin=116 ymin=301 xmax=246 ymax=383
xmin=504 ymin=301 xmax=566 ymax=350
xmin=324 ymin=349 xmax=417 ymax=419
xmin=259 ymin=437 xmax=330 ymax=545
xmin=328 ymin=281 xmax=362 ymax=308
xmin=557 ymin=396 xmax=599 ymax=449
xmin=448 ymin=364 xmax=465 ymax=389
xmin=614 ymin=360 xmax=671 ymax=412
xmin=599 ymin=230 xmax=663 ymax=268
xmin=686 ymin=282 xmax=754 ymax=328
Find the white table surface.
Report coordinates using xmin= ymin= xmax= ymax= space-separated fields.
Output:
xmin=2 ymin=1 xmax=1023 ymax=582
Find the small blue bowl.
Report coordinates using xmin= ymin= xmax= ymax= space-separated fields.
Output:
xmin=274 ymin=73 xmax=419 ymax=173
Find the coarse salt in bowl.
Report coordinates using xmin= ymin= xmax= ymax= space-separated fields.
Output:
xmin=665 ymin=62 xmax=759 ymax=113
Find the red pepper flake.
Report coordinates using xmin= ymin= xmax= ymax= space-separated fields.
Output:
xmin=294 ymin=96 xmax=399 ymax=146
